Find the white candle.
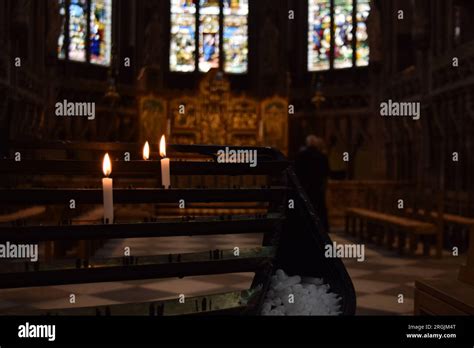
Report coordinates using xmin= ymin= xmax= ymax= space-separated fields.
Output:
xmin=160 ymin=135 xmax=171 ymax=189
xmin=102 ymin=153 xmax=114 ymax=224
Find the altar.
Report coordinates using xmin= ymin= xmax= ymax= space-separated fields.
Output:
xmin=138 ymin=69 xmax=289 ymax=155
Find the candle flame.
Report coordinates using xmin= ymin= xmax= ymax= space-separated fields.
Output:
xmin=159 ymin=135 xmax=167 ymax=158
xmin=103 ymin=153 xmax=112 ymax=177
xmin=143 ymin=141 xmax=150 ymax=160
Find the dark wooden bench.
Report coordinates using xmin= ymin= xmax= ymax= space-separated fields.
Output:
xmin=345 ymin=187 xmax=443 ymax=257
xmin=345 ymin=207 xmax=439 ymax=256
xmin=404 ymin=189 xmax=474 ymax=260
xmin=406 ymin=208 xmax=474 ymax=284
xmin=414 ymin=212 xmax=474 ymax=314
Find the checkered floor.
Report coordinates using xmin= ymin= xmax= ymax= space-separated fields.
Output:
xmin=331 ymin=230 xmax=465 ymax=315
xmin=0 ymin=230 xmax=465 ymax=315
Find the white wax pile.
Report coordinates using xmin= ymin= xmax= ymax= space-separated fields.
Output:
xmin=261 ymin=269 xmax=342 ymax=316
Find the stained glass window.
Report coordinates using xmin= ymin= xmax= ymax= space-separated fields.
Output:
xmin=308 ymin=0 xmax=370 ymax=71
xmin=57 ymin=0 xmax=113 ymax=66
xmin=170 ymin=0 xmax=248 ymax=74
xmin=170 ymin=0 xmax=196 ymax=72
xmin=355 ymin=0 xmax=370 ymax=66
xmin=333 ymin=0 xmax=353 ymax=69
xmin=57 ymin=0 xmax=67 ymax=59
xmin=68 ymin=0 xmax=88 ymax=62
xmin=223 ymin=0 xmax=248 ymax=74
xmin=90 ymin=0 xmax=112 ymax=65
xmin=199 ymin=0 xmax=220 ymax=72
xmin=308 ymin=0 xmax=331 ymax=71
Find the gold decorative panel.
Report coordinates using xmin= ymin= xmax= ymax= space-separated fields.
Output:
xmin=261 ymin=96 xmax=288 ymax=154
xmin=139 ymin=69 xmax=288 ymax=154
xmin=169 ymin=96 xmax=200 ymax=145
xmin=138 ymin=95 xmax=167 ymax=144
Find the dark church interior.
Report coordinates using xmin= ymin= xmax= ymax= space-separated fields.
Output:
xmin=0 ymin=0 xmax=473 ymax=320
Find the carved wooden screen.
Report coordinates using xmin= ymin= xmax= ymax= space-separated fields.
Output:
xmin=138 ymin=95 xmax=167 ymax=144
xmin=138 ymin=70 xmax=288 ymax=154
xmin=227 ymin=97 xmax=259 ymax=146
xmin=261 ymin=96 xmax=288 ymax=154
xmin=169 ymin=96 xmax=200 ymax=145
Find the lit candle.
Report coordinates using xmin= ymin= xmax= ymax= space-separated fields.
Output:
xmin=102 ymin=153 xmax=114 ymax=224
xmin=143 ymin=141 xmax=150 ymax=160
xmin=160 ymin=135 xmax=170 ymax=189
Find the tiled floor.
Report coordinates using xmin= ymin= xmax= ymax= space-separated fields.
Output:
xmin=331 ymin=230 xmax=465 ymax=315
xmin=0 ymin=230 xmax=465 ymax=315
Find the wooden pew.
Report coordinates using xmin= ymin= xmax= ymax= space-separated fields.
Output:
xmin=414 ymin=210 xmax=474 ymax=315
xmin=403 ymin=188 xmax=444 ymax=257
xmin=405 ymin=189 xmax=474 ymax=260
xmin=345 ymin=187 xmax=442 ymax=257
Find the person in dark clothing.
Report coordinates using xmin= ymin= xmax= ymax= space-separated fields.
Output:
xmin=295 ymin=135 xmax=330 ymax=233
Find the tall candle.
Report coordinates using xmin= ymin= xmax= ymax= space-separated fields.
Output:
xmin=160 ymin=135 xmax=171 ymax=189
xmin=102 ymin=153 xmax=114 ymax=224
